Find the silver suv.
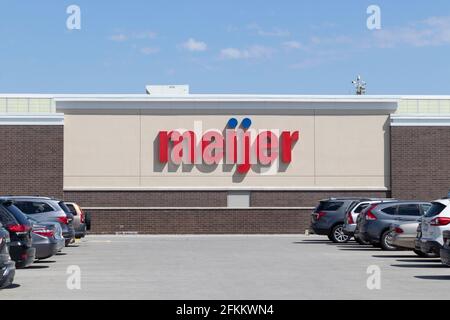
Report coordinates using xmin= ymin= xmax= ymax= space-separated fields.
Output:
xmin=0 ymin=196 xmax=75 ymax=246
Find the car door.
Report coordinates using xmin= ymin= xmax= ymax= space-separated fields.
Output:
xmin=397 ymin=204 xmax=422 ymax=222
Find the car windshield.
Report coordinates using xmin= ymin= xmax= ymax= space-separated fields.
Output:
xmin=424 ymin=202 xmax=447 ymax=218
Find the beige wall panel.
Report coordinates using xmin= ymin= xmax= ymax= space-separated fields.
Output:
xmin=64 ymin=112 xmax=390 ymax=189
xmin=64 ymin=114 xmax=140 ymax=178
xmin=315 ymin=115 xmax=390 ymax=177
xmin=65 ymin=176 xmax=140 ymax=188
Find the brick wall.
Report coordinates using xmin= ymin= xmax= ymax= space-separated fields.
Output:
xmin=85 ymin=208 xmax=311 ymax=234
xmin=391 ymin=126 xmax=450 ymax=201
xmin=65 ymin=190 xmax=389 ymax=234
xmin=64 ymin=191 xmax=228 ymax=207
xmin=0 ymin=125 xmax=64 ymax=198
xmin=251 ymin=191 xmax=389 ymax=207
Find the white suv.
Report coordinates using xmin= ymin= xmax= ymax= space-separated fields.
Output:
xmin=418 ymin=199 xmax=450 ymax=257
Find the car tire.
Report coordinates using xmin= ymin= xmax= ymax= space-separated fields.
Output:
xmin=413 ymin=249 xmax=439 ymax=258
xmin=380 ymin=230 xmax=397 ymax=251
xmin=329 ymin=224 xmax=350 ymax=243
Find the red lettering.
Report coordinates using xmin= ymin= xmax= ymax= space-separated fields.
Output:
xmin=280 ymin=131 xmax=299 ymax=163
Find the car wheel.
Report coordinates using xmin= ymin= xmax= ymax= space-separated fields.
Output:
xmin=355 ymin=235 xmax=371 ymax=245
xmin=330 ymin=224 xmax=350 ymax=243
xmin=413 ymin=249 xmax=439 ymax=258
xmin=380 ymin=230 xmax=397 ymax=251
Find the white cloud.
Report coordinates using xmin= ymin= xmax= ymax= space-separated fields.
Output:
xmin=248 ymin=24 xmax=290 ymax=37
xmin=181 ymin=38 xmax=208 ymax=52
xmin=133 ymin=31 xmax=157 ymax=39
xmin=109 ymin=33 xmax=127 ymax=42
xmin=220 ymin=45 xmax=275 ymax=60
xmin=282 ymin=41 xmax=304 ymax=50
xmin=109 ymin=31 xmax=157 ymax=42
xmin=372 ymin=16 xmax=450 ymax=48
xmin=140 ymin=47 xmax=160 ymax=55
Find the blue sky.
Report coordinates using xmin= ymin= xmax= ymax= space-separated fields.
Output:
xmin=0 ymin=0 xmax=449 ymax=94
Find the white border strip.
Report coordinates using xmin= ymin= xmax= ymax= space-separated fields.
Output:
xmin=64 ymin=186 xmax=390 ymax=191
xmin=83 ymin=207 xmax=315 ymax=210
xmin=391 ymin=115 xmax=450 ymax=127
xmin=0 ymin=113 xmax=64 ymax=126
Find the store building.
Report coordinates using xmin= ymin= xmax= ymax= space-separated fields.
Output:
xmin=1 ymin=88 xmax=450 ymax=234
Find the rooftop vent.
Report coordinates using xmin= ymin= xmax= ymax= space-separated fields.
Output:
xmin=145 ymin=85 xmax=189 ymax=96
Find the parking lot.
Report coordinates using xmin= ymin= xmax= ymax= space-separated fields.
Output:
xmin=1 ymin=235 xmax=450 ymax=300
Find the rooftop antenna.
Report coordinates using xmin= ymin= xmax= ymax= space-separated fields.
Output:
xmin=352 ymin=75 xmax=367 ymax=95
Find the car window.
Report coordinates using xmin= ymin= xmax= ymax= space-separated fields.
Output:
xmin=14 ymin=201 xmax=54 ymax=214
xmin=397 ymin=204 xmax=421 ymax=216
xmin=59 ymin=202 xmax=73 ymax=214
xmin=0 ymin=206 xmax=17 ymax=225
xmin=354 ymin=203 xmax=370 ymax=214
xmin=421 ymin=204 xmax=432 ymax=215
xmin=3 ymin=204 xmax=31 ymax=225
xmin=316 ymin=201 xmax=344 ymax=212
xmin=424 ymin=202 xmax=447 ymax=218
xmin=381 ymin=206 xmax=397 ymax=215
xmin=66 ymin=204 xmax=77 ymax=215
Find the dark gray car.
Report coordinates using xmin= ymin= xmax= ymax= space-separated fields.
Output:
xmin=359 ymin=201 xmax=432 ymax=250
xmin=311 ymin=198 xmax=374 ymax=243
xmin=0 ymin=222 xmax=15 ymax=289
xmin=29 ymin=218 xmax=65 ymax=260
xmin=0 ymin=197 xmax=75 ymax=246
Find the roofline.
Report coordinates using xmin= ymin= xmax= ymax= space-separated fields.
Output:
xmin=0 ymin=94 xmax=449 ymax=101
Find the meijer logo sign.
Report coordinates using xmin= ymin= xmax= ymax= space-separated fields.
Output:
xmin=157 ymin=118 xmax=299 ymax=174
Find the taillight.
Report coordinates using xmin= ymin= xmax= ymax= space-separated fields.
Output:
xmin=80 ymin=208 xmax=85 ymax=223
xmin=394 ymin=227 xmax=404 ymax=234
xmin=316 ymin=212 xmax=327 ymax=220
xmin=58 ymin=217 xmax=69 ymax=225
xmin=7 ymin=224 xmax=31 ymax=233
xmin=33 ymin=228 xmax=55 ymax=238
xmin=347 ymin=212 xmax=354 ymax=224
xmin=366 ymin=205 xmax=378 ymax=221
xmin=430 ymin=217 xmax=450 ymax=226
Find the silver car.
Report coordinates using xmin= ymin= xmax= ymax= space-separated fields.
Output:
xmin=0 ymin=197 xmax=75 ymax=246
xmin=389 ymin=221 xmax=434 ymax=257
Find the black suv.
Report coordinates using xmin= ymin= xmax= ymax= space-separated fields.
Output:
xmin=0 ymin=200 xmax=36 ymax=268
xmin=0 ymin=222 xmax=15 ymax=288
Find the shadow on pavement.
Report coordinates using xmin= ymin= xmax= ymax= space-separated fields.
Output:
xmin=415 ymin=275 xmax=450 ymax=280
xmin=339 ymin=248 xmax=380 ymax=251
xmin=336 ymin=245 xmax=373 ymax=249
xmin=4 ymin=283 xmax=21 ymax=289
xmin=35 ymin=260 xmax=56 ymax=264
xmin=391 ymin=264 xmax=448 ymax=269
xmin=396 ymin=259 xmax=442 ymax=263
xmin=372 ymin=255 xmax=419 ymax=259
xmin=25 ymin=265 xmax=50 ymax=270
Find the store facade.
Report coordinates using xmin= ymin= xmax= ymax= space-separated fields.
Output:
xmin=1 ymin=93 xmax=449 ymax=234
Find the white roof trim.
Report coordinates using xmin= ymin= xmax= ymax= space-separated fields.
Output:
xmin=0 ymin=113 xmax=64 ymax=126
xmin=64 ymin=186 xmax=389 ymax=191
xmin=391 ymin=115 xmax=450 ymax=127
